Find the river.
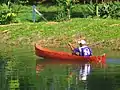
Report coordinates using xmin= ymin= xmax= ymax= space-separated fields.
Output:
xmin=0 ymin=46 xmax=120 ymax=90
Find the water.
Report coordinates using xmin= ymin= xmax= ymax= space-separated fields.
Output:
xmin=107 ymin=58 xmax=120 ymax=64
xmin=0 ymin=46 xmax=120 ymax=90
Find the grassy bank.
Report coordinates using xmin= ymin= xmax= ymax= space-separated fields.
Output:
xmin=0 ymin=18 xmax=120 ymax=50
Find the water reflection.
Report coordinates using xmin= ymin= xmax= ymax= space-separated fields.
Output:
xmin=0 ymin=57 xmax=8 ymax=90
xmin=107 ymin=58 xmax=120 ymax=64
xmin=0 ymin=58 xmax=120 ymax=90
xmin=0 ymin=47 xmax=36 ymax=90
xmin=36 ymin=58 xmax=120 ymax=90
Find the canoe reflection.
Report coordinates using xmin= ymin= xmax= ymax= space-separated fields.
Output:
xmin=36 ymin=58 xmax=105 ymax=75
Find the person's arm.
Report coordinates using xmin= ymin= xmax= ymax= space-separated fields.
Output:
xmin=68 ymin=43 xmax=79 ymax=55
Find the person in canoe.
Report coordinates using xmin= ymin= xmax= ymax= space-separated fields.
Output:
xmin=68 ymin=39 xmax=92 ymax=81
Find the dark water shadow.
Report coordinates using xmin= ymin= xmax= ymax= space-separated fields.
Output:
xmin=0 ymin=56 xmax=10 ymax=89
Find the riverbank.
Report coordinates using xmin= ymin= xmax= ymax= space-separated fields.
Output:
xmin=0 ymin=18 xmax=120 ymax=49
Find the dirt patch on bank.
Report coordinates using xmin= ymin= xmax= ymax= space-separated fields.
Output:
xmin=0 ymin=30 xmax=120 ymax=51
xmin=0 ymin=23 xmax=22 ymax=27
xmin=46 ymin=22 xmax=58 ymax=25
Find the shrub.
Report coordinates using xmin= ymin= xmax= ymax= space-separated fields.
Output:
xmin=77 ymin=2 xmax=120 ymax=19
xmin=99 ymin=2 xmax=120 ymax=19
xmin=55 ymin=0 xmax=74 ymax=21
xmin=0 ymin=4 xmax=17 ymax=24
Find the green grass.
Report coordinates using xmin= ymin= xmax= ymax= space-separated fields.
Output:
xmin=0 ymin=18 xmax=120 ymax=47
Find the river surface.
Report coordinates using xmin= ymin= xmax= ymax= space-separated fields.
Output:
xmin=0 ymin=46 xmax=120 ymax=90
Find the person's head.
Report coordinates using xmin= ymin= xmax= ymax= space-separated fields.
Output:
xmin=78 ymin=40 xmax=86 ymax=47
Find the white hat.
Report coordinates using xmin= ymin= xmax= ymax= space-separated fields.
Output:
xmin=78 ymin=40 xmax=86 ymax=44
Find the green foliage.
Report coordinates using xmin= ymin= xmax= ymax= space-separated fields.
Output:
xmin=82 ymin=4 xmax=96 ymax=18
xmin=84 ymin=2 xmax=120 ymax=19
xmin=55 ymin=0 xmax=74 ymax=21
xmin=55 ymin=10 xmax=67 ymax=21
xmin=87 ymin=4 xmax=100 ymax=17
xmin=9 ymin=79 xmax=20 ymax=89
xmin=0 ymin=4 xmax=16 ymax=24
xmin=0 ymin=3 xmax=119 ymax=23
xmin=77 ymin=2 xmax=120 ymax=19
xmin=99 ymin=2 xmax=120 ymax=19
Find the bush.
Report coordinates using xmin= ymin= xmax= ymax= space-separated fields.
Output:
xmin=55 ymin=0 xmax=74 ymax=21
xmin=99 ymin=2 xmax=120 ymax=19
xmin=0 ymin=4 xmax=17 ymax=24
xmin=74 ymin=2 xmax=120 ymax=19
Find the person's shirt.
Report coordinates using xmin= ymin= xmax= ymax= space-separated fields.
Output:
xmin=73 ymin=46 xmax=92 ymax=56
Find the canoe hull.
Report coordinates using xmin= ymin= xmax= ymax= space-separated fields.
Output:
xmin=35 ymin=44 xmax=106 ymax=65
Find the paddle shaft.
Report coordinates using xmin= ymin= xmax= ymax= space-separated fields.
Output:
xmin=68 ymin=43 xmax=75 ymax=51
xmin=68 ymin=43 xmax=79 ymax=56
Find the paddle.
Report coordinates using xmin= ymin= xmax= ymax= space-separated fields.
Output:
xmin=68 ymin=42 xmax=78 ymax=56
xmin=68 ymin=42 xmax=75 ymax=51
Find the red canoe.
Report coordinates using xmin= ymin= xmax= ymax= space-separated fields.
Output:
xmin=35 ymin=44 xmax=106 ymax=65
